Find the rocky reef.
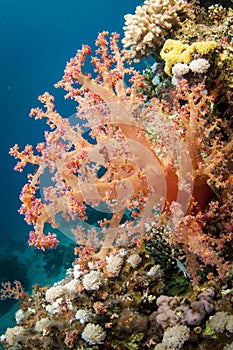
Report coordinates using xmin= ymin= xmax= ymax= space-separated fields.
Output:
xmin=1 ymin=0 xmax=233 ymax=349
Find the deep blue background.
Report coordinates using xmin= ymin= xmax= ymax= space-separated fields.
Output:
xmin=0 ymin=0 xmax=142 ymax=252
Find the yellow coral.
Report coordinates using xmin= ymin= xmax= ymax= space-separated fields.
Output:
xmin=191 ymin=41 xmax=218 ymax=55
xmin=160 ymin=39 xmax=217 ymax=75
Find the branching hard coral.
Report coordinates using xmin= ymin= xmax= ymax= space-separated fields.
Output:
xmin=122 ymin=0 xmax=194 ymax=61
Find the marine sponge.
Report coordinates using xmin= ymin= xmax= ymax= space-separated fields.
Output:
xmin=156 ymin=289 xmax=215 ymax=329
xmin=160 ymin=39 xmax=217 ymax=75
xmin=122 ymin=0 xmax=193 ymax=61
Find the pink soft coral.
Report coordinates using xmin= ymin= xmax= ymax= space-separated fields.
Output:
xmin=9 ymin=33 xmax=232 ymax=282
xmin=10 ymin=32 xmax=185 ymax=254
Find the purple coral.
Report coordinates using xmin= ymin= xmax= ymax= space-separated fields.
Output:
xmin=156 ymin=288 xmax=215 ymax=329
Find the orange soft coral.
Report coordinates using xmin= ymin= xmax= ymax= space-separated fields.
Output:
xmin=10 ymin=33 xmax=191 ymax=255
xmin=10 ymin=33 xmax=232 ymax=275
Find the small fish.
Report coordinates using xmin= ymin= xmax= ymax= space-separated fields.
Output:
xmin=175 ymin=258 xmax=190 ymax=278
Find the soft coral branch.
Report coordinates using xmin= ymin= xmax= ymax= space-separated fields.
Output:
xmin=11 ymin=33 xmax=172 ymax=253
xmin=9 ymin=33 xmax=232 ymax=282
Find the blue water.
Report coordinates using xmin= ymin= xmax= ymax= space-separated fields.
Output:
xmin=0 ymin=0 xmax=141 ymax=339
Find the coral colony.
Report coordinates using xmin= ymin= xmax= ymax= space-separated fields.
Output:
xmin=1 ymin=0 xmax=233 ymax=349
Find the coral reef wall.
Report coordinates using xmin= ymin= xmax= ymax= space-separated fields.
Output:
xmin=1 ymin=0 xmax=233 ymax=349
